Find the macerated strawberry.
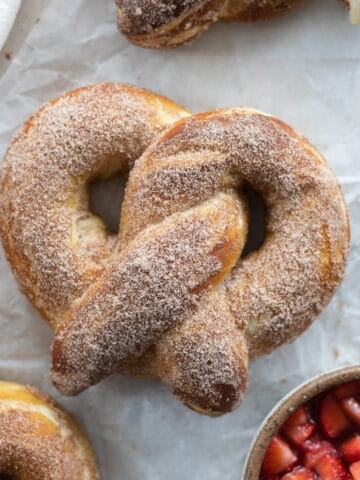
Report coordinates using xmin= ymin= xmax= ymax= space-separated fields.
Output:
xmin=282 ymin=407 xmax=315 ymax=446
xmin=260 ymin=381 xmax=360 ymax=479
xmin=262 ymin=436 xmax=298 ymax=475
xmin=339 ymin=435 xmax=360 ymax=464
xmin=320 ymin=394 xmax=351 ymax=438
xmin=303 ymin=432 xmax=322 ymax=447
xmin=284 ymin=407 xmax=310 ymax=428
xmin=303 ymin=440 xmax=336 ymax=469
xmin=342 ymin=397 xmax=360 ymax=426
xmin=315 ymin=453 xmax=349 ymax=480
xmin=280 ymin=466 xmax=315 ymax=479
xmin=334 ymin=381 xmax=360 ymax=400
xmin=350 ymin=461 xmax=360 ymax=480
xmin=283 ymin=423 xmax=315 ymax=447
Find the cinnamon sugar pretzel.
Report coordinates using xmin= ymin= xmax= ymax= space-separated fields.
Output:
xmin=0 ymin=83 xmax=349 ymax=415
xmin=0 ymin=381 xmax=99 ymax=479
xmin=115 ymin=0 xmax=359 ymax=48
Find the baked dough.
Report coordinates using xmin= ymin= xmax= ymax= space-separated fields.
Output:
xmin=116 ymin=0 xmax=358 ymax=48
xmin=0 ymin=83 xmax=349 ymax=415
xmin=0 ymin=381 xmax=99 ymax=479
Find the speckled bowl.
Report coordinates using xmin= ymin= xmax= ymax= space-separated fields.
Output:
xmin=243 ymin=365 xmax=360 ymax=479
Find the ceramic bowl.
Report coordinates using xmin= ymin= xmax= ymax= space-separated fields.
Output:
xmin=243 ymin=365 xmax=360 ymax=479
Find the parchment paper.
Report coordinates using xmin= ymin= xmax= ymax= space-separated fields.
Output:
xmin=0 ymin=0 xmax=22 ymax=50
xmin=0 ymin=1 xmax=359 ymax=478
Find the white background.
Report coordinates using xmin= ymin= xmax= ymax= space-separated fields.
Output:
xmin=0 ymin=1 xmax=359 ymax=478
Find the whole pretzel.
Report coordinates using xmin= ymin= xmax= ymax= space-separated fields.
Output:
xmin=0 ymin=83 xmax=349 ymax=415
xmin=116 ymin=0 xmax=359 ymax=48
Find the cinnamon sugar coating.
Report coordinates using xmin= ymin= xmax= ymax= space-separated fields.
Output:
xmin=0 ymin=381 xmax=99 ymax=479
xmin=115 ymin=0 xmax=307 ymax=48
xmin=0 ymin=83 xmax=349 ymax=415
xmin=116 ymin=1 xmax=358 ymax=48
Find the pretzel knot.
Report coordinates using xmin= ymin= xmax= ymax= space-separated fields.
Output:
xmin=0 ymin=83 xmax=349 ymax=415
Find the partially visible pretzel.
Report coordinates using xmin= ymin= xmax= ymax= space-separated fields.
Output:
xmin=0 ymin=83 xmax=349 ymax=415
xmin=0 ymin=381 xmax=99 ymax=479
xmin=346 ymin=0 xmax=360 ymax=22
xmin=115 ymin=0 xmax=359 ymax=48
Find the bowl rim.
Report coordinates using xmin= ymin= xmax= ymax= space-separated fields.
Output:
xmin=242 ymin=365 xmax=360 ymax=479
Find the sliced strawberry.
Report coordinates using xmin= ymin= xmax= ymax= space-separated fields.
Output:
xmin=340 ymin=435 xmax=360 ymax=464
xmin=282 ymin=407 xmax=315 ymax=446
xmin=280 ymin=466 xmax=316 ymax=479
xmin=303 ymin=431 xmax=322 ymax=446
xmin=303 ymin=439 xmax=336 ymax=469
xmin=342 ymin=397 xmax=360 ymax=426
xmin=283 ymin=423 xmax=315 ymax=447
xmin=350 ymin=460 xmax=360 ymax=480
xmin=315 ymin=453 xmax=349 ymax=480
xmin=284 ymin=407 xmax=310 ymax=428
xmin=334 ymin=381 xmax=360 ymax=400
xmin=262 ymin=436 xmax=298 ymax=475
xmin=320 ymin=393 xmax=351 ymax=438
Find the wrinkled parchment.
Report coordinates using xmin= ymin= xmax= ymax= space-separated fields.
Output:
xmin=0 ymin=0 xmax=22 ymax=50
xmin=0 ymin=0 xmax=359 ymax=478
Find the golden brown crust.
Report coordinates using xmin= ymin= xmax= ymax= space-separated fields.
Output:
xmin=0 ymin=84 xmax=349 ymax=416
xmin=0 ymin=381 xmax=100 ymax=479
xmin=115 ymin=0 xmax=307 ymax=47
